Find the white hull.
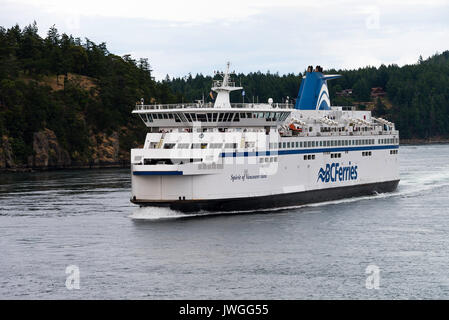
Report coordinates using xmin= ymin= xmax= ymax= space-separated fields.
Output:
xmin=129 ymin=63 xmax=400 ymax=212
xmin=131 ymin=133 xmax=399 ymax=211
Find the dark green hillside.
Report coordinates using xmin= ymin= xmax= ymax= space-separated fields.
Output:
xmin=327 ymin=52 xmax=449 ymax=139
xmin=0 ymin=22 xmax=178 ymax=169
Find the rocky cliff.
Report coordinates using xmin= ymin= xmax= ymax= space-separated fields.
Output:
xmin=32 ymin=128 xmax=71 ymax=168
xmin=0 ymin=135 xmax=14 ymax=169
xmin=0 ymin=129 xmax=129 ymax=171
xmin=89 ymin=131 xmax=121 ymax=166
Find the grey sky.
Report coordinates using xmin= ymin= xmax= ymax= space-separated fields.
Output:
xmin=1 ymin=0 xmax=448 ymax=80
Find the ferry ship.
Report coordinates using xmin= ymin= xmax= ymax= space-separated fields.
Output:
xmin=130 ymin=63 xmax=399 ymax=213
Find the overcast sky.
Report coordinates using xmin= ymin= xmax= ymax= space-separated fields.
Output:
xmin=1 ymin=0 xmax=448 ymax=80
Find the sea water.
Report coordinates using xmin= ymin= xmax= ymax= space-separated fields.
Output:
xmin=1 ymin=145 xmax=449 ymax=299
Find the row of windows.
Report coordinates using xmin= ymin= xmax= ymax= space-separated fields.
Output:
xmin=163 ymin=137 xmax=398 ymax=150
xmin=272 ymin=138 xmax=378 ymax=149
xmin=330 ymin=153 xmax=342 ymax=158
xmin=158 ymin=142 xmax=397 ymax=158
xmin=362 ymin=151 xmax=372 ymax=156
xmin=173 ymin=142 xmax=238 ymax=149
xmin=303 ymin=154 xmax=316 ymax=160
xmin=379 ymin=138 xmax=397 ymax=144
xmin=145 ymin=112 xmax=290 ymax=123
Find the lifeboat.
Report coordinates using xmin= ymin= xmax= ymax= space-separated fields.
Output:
xmin=289 ymin=123 xmax=303 ymax=132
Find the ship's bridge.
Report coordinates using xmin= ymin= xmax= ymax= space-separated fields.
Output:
xmin=132 ymin=62 xmax=294 ymax=129
xmin=132 ymin=102 xmax=293 ymax=129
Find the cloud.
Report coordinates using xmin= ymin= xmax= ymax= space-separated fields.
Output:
xmin=3 ymin=0 xmax=285 ymax=23
xmin=1 ymin=0 xmax=448 ymax=79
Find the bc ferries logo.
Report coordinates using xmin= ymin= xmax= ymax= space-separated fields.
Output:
xmin=317 ymin=162 xmax=358 ymax=183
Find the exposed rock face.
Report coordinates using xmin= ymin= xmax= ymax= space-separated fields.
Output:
xmin=0 ymin=136 xmax=15 ymax=168
xmin=33 ymin=129 xmax=71 ymax=168
xmin=89 ymin=131 xmax=120 ymax=164
xmin=1 ymin=129 xmax=126 ymax=171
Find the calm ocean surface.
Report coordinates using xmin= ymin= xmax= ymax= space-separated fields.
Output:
xmin=1 ymin=144 xmax=449 ymax=299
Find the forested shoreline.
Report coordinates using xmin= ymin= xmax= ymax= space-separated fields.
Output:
xmin=0 ymin=23 xmax=178 ymax=171
xmin=167 ymin=51 xmax=449 ymax=140
xmin=1 ymin=23 xmax=448 ymax=171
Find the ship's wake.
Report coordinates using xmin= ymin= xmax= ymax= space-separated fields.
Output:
xmin=129 ymin=206 xmax=192 ymax=220
xmin=129 ymin=165 xmax=449 ymax=220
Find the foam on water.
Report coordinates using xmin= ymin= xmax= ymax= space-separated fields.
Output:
xmin=129 ymin=206 xmax=195 ymax=220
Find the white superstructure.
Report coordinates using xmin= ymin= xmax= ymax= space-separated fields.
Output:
xmin=130 ymin=63 xmax=399 ymax=212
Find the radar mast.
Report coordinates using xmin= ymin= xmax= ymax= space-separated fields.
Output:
xmin=211 ymin=62 xmax=243 ymax=108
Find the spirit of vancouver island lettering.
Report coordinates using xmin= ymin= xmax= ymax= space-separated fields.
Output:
xmin=231 ymin=172 xmax=268 ymax=182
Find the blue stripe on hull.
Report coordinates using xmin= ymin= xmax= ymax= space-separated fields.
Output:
xmin=133 ymin=171 xmax=183 ymax=176
xmin=220 ymin=145 xmax=399 ymax=158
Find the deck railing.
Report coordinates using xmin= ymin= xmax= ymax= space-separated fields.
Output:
xmin=133 ymin=102 xmax=294 ymax=111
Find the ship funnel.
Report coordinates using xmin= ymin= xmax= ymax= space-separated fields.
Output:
xmin=295 ymin=66 xmax=341 ymax=110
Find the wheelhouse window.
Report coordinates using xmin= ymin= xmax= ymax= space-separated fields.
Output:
xmin=222 ymin=113 xmax=230 ymax=121
xmin=206 ymin=113 xmax=213 ymax=121
xmin=196 ymin=113 xmax=207 ymax=122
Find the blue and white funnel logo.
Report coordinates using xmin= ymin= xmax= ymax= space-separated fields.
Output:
xmin=295 ymin=71 xmax=342 ymax=111
xmin=317 ymin=162 xmax=358 ymax=183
